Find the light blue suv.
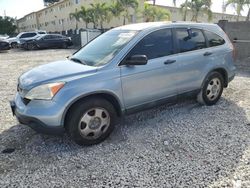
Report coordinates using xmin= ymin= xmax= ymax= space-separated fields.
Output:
xmin=10 ymin=22 xmax=236 ymax=145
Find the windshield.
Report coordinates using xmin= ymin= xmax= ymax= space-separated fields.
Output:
xmin=71 ymin=30 xmax=138 ymax=67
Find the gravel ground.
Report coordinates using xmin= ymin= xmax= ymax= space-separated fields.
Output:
xmin=0 ymin=49 xmax=250 ymax=188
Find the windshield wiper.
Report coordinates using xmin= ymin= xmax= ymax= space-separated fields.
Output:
xmin=69 ymin=57 xmax=87 ymax=65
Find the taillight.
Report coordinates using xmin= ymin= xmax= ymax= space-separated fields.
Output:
xmin=224 ymin=32 xmax=236 ymax=62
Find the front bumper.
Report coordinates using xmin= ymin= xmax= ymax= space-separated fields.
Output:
xmin=0 ymin=44 xmax=11 ymax=50
xmin=10 ymin=95 xmax=65 ymax=135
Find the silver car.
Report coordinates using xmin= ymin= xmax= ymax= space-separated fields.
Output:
xmin=10 ymin=22 xmax=236 ymax=145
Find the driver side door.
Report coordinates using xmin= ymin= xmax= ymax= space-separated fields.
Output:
xmin=120 ymin=28 xmax=179 ymax=111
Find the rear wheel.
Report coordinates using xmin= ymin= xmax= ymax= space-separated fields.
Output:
xmin=65 ymin=97 xmax=117 ymax=145
xmin=197 ymin=72 xmax=224 ymax=105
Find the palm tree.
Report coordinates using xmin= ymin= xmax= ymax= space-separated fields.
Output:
xmin=89 ymin=3 xmax=110 ymax=29
xmin=173 ymin=0 xmax=188 ymax=21
xmin=155 ymin=0 xmax=187 ymax=20
xmin=118 ymin=0 xmax=139 ymax=25
xmin=182 ymin=0 xmax=189 ymax=21
xmin=225 ymin=0 xmax=250 ymax=21
xmin=180 ymin=0 xmax=212 ymax=22
xmin=69 ymin=9 xmax=81 ymax=30
xmin=144 ymin=3 xmax=171 ymax=22
xmin=146 ymin=0 xmax=176 ymax=6
xmin=109 ymin=1 xmax=123 ymax=20
xmin=79 ymin=6 xmax=91 ymax=29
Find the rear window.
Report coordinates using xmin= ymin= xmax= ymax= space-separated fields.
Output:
xmin=204 ymin=30 xmax=225 ymax=47
xmin=176 ymin=28 xmax=206 ymax=53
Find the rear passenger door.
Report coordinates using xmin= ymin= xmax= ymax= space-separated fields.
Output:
xmin=173 ymin=28 xmax=209 ymax=94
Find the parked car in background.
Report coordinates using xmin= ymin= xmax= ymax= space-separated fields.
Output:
xmin=10 ymin=22 xmax=236 ymax=145
xmin=0 ymin=34 xmax=9 ymax=40
xmin=0 ymin=40 xmax=11 ymax=51
xmin=20 ymin=34 xmax=73 ymax=50
xmin=7 ymin=31 xmax=46 ymax=48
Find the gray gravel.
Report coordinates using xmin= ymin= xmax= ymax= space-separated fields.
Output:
xmin=0 ymin=49 xmax=250 ymax=187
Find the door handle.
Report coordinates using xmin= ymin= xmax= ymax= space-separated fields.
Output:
xmin=203 ymin=52 xmax=213 ymax=56
xmin=164 ymin=60 xmax=176 ymax=65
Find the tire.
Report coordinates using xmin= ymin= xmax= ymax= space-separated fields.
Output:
xmin=197 ymin=72 xmax=224 ymax=106
xmin=65 ymin=97 xmax=117 ymax=145
xmin=11 ymin=42 xmax=18 ymax=48
xmin=62 ymin=43 xmax=68 ymax=49
xmin=27 ymin=43 xmax=37 ymax=50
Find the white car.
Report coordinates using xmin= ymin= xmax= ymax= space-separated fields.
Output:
xmin=0 ymin=34 xmax=9 ymax=40
xmin=7 ymin=31 xmax=46 ymax=48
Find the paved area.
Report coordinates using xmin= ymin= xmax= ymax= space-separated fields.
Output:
xmin=0 ymin=49 xmax=250 ymax=187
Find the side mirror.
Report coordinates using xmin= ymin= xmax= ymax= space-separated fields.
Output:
xmin=124 ymin=55 xmax=148 ymax=66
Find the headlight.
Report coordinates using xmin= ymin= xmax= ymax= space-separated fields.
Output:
xmin=25 ymin=82 xmax=65 ymax=100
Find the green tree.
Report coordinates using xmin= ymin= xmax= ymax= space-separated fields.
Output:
xmin=0 ymin=16 xmax=17 ymax=35
xmin=69 ymin=9 xmax=81 ymax=30
xmin=225 ymin=0 xmax=250 ymax=21
xmin=118 ymin=0 xmax=139 ymax=25
xmin=89 ymin=3 xmax=111 ymax=29
xmin=109 ymin=1 xmax=124 ymax=20
xmin=79 ymin=6 xmax=91 ymax=29
xmin=143 ymin=3 xmax=171 ymax=22
xmin=86 ymin=7 xmax=98 ymax=29
xmin=180 ymin=0 xmax=212 ymax=22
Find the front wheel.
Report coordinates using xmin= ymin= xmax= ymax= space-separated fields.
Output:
xmin=26 ymin=43 xmax=37 ymax=50
xmin=65 ymin=98 xmax=117 ymax=145
xmin=11 ymin=42 xmax=18 ymax=48
xmin=197 ymin=72 xmax=224 ymax=106
xmin=62 ymin=43 xmax=68 ymax=49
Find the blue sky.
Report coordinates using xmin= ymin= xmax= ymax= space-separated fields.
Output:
xmin=0 ymin=0 xmax=248 ymax=19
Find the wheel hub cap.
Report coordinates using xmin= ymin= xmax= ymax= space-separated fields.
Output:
xmin=89 ymin=117 xmax=101 ymax=130
xmin=78 ymin=108 xmax=110 ymax=140
xmin=211 ymin=85 xmax=218 ymax=94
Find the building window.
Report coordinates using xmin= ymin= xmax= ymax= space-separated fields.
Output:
xmin=75 ymin=0 xmax=79 ymax=4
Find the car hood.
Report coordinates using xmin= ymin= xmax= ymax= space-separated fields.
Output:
xmin=7 ymin=37 xmax=17 ymax=42
xmin=19 ymin=60 xmax=97 ymax=89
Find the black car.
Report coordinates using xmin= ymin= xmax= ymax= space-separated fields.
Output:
xmin=0 ymin=40 xmax=11 ymax=51
xmin=20 ymin=34 xmax=73 ymax=50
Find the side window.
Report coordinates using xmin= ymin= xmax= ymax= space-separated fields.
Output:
xmin=204 ymin=30 xmax=225 ymax=47
xmin=54 ymin=35 xmax=62 ymax=39
xmin=20 ymin=33 xmax=36 ymax=38
xmin=50 ymin=35 xmax=58 ymax=39
xmin=20 ymin=33 xmax=29 ymax=38
xmin=128 ymin=29 xmax=174 ymax=60
xmin=29 ymin=33 xmax=37 ymax=37
xmin=176 ymin=28 xmax=206 ymax=53
xmin=43 ymin=35 xmax=52 ymax=40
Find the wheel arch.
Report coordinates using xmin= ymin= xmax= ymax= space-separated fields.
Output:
xmin=62 ymin=91 xmax=123 ymax=127
xmin=202 ymin=68 xmax=228 ymax=88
